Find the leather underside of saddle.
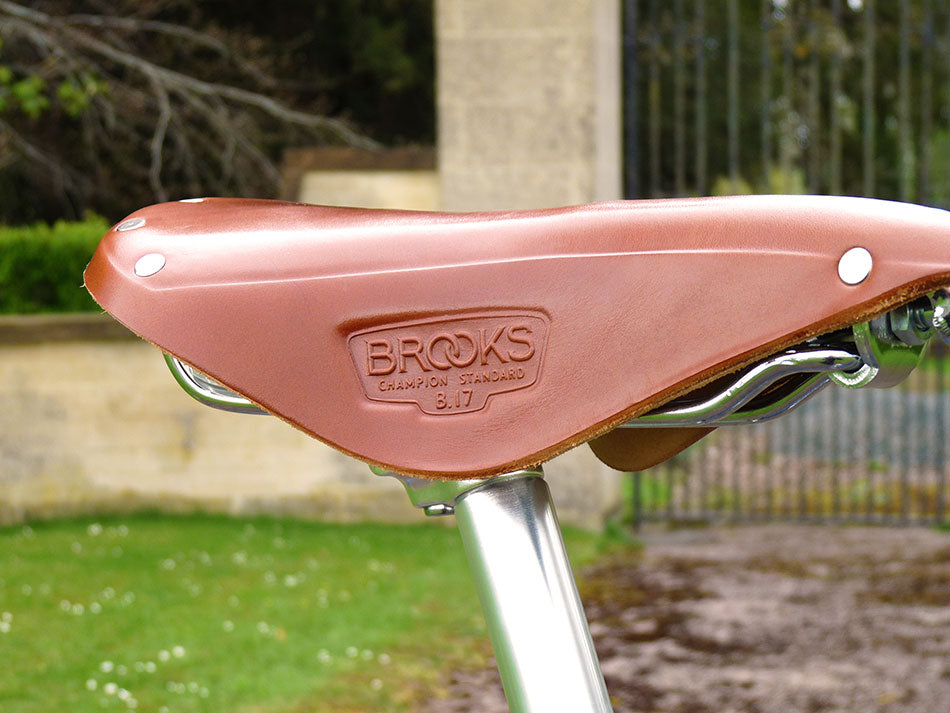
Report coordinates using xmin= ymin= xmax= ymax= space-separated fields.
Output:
xmin=84 ymin=195 xmax=950 ymax=479
xmin=588 ymin=428 xmax=713 ymax=472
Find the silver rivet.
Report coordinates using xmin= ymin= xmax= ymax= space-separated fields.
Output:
xmin=837 ymin=247 xmax=873 ymax=285
xmin=116 ymin=218 xmax=146 ymax=232
xmin=179 ymin=198 xmax=204 ymax=203
xmin=134 ymin=253 xmax=166 ymax=277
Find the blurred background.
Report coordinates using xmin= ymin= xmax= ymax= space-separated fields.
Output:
xmin=0 ymin=0 xmax=434 ymax=223
xmin=4 ymin=2 xmax=950 ymax=711
xmin=621 ymin=0 xmax=950 ymax=528
xmin=3 ymin=0 xmax=950 ymax=529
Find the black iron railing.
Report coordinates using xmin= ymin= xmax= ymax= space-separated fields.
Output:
xmin=623 ymin=0 xmax=950 ymax=525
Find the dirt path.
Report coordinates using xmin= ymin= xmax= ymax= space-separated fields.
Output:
xmin=422 ymin=525 xmax=950 ymax=713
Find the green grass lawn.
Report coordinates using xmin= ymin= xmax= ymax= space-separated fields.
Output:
xmin=0 ymin=513 xmax=616 ymax=713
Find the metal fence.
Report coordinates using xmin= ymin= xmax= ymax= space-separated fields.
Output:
xmin=623 ymin=0 xmax=950 ymax=205
xmin=630 ymin=347 xmax=950 ymax=525
xmin=622 ymin=0 xmax=950 ymax=525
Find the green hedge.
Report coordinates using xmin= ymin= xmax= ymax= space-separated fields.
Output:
xmin=0 ymin=217 xmax=108 ymax=314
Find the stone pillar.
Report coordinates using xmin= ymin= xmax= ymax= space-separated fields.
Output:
xmin=436 ymin=0 xmax=625 ymax=524
xmin=437 ymin=0 xmax=623 ymax=211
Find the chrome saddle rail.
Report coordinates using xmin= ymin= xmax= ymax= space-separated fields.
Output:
xmin=627 ymin=348 xmax=860 ymax=427
xmin=164 ymin=354 xmax=267 ymax=415
xmin=628 ymin=289 xmax=950 ymax=427
xmin=162 ymin=288 xmax=950 ymax=429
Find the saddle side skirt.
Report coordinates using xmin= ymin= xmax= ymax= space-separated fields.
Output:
xmin=84 ymin=196 xmax=950 ymax=478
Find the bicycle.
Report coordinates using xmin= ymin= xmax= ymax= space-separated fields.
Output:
xmin=84 ymin=194 xmax=950 ymax=712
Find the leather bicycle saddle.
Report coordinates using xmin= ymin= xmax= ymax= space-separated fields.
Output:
xmin=84 ymin=195 xmax=950 ymax=479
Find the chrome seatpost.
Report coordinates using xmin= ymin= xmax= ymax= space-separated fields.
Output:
xmin=375 ymin=467 xmax=613 ymax=713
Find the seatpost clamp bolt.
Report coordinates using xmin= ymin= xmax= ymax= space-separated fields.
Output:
xmin=929 ymin=289 xmax=950 ymax=345
xmin=888 ymin=303 xmax=929 ymax=346
xmin=423 ymin=504 xmax=455 ymax=517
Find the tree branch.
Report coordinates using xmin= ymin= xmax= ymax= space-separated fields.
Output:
xmin=146 ymin=73 xmax=171 ymax=201
xmin=62 ymin=13 xmax=278 ymax=88
xmin=0 ymin=117 xmax=78 ymax=195
xmin=0 ymin=0 xmax=382 ymax=214
xmin=0 ymin=0 xmax=377 ymax=149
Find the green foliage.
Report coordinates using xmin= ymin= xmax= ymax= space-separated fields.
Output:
xmin=929 ymin=129 xmax=950 ymax=207
xmin=765 ymin=165 xmax=807 ymax=194
xmin=711 ymin=175 xmax=754 ymax=195
xmin=624 ymin=472 xmax=674 ymax=514
xmin=267 ymin=0 xmax=435 ymax=144
xmin=9 ymin=75 xmax=49 ymax=118
xmin=0 ymin=216 xmax=108 ymax=313
xmin=56 ymin=75 xmax=107 ymax=118
xmin=0 ymin=40 xmax=103 ymax=120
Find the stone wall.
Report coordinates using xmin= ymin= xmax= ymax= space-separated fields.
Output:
xmin=284 ymin=147 xmax=440 ymax=210
xmin=0 ymin=315 xmax=621 ymax=529
xmin=298 ymin=170 xmax=439 ymax=211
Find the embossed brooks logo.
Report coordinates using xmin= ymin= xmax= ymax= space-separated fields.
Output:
xmin=347 ymin=312 xmax=548 ymax=415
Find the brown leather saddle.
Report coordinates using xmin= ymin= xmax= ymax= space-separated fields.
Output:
xmin=84 ymin=195 xmax=950 ymax=479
